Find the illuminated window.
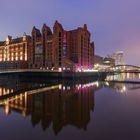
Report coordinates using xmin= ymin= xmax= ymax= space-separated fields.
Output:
xmin=25 ymin=54 xmax=27 ymax=61
xmin=7 ymin=89 xmax=10 ymax=94
xmin=16 ymin=57 xmax=18 ymax=60
xmin=0 ymin=88 xmax=2 ymax=96
xmin=0 ymin=55 xmax=2 ymax=61
xmin=3 ymin=88 xmax=6 ymax=95
xmin=20 ymin=56 xmax=23 ymax=60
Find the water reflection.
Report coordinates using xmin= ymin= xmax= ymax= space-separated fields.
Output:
xmin=106 ymin=72 xmax=140 ymax=82
xmin=0 ymin=75 xmax=140 ymax=139
xmin=0 ymin=77 xmax=98 ymax=135
xmin=104 ymin=81 xmax=140 ymax=94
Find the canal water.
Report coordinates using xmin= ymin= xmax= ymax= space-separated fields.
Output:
xmin=0 ymin=74 xmax=140 ymax=140
xmin=106 ymin=72 xmax=140 ymax=82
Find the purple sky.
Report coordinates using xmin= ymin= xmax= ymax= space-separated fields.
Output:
xmin=0 ymin=0 xmax=140 ymax=65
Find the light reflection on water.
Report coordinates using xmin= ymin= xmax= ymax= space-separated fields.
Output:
xmin=106 ymin=72 xmax=140 ymax=82
xmin=0 ymin=75 xmax=140 ymax=140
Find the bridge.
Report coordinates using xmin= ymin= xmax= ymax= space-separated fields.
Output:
xmin=108 ymin=64 xmax=140 ymax=73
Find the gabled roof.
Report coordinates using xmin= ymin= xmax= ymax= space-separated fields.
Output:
xmin=32 ymin=26 xmax=42 ymax=37
xmin=12 ymin=37 xmax=23 ymax=44
xmin=53 ymin=20 xmax=64 ymax=30
xmin=42 ymin=24 xmax=52 ymax=36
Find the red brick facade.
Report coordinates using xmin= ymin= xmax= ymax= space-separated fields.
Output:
xmin=0 ymin=21 xmax=94 ymax=71
xmin=0 ymin=33 xmax=31 ymax=69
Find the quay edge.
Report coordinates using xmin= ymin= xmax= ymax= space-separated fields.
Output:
xmin=0 ymin=71 xmax=107 ymax=81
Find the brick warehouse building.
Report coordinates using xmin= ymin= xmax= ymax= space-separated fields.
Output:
xmin=0 ymin=21 xmax=94 ymax=71
xmin=0 ymin=33 xmax=31 ymax=69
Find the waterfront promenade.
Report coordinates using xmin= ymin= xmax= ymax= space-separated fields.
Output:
xmin=0 ymin=69 xmax=107 ymax=80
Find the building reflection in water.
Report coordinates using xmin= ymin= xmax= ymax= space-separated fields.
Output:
xmin=106 ymin=73 xmax=140 ymax=82
xmin=104 ymin=81 xmax=140 ymax=94
xmin=105 ymin=73 xmax=140 ymax=94
xmin=0 ymin=81 xmax=97 ymax=135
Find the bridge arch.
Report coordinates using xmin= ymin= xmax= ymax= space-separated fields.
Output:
xmin=108 ymin=64 xmax=140 ymax=72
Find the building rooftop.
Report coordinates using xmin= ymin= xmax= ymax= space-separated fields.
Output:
xmin=0 ymin=35 xmax=31 ymax=47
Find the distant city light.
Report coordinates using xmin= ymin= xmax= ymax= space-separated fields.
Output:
xmin=76 ymin=67 xmax=98 ymax=72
